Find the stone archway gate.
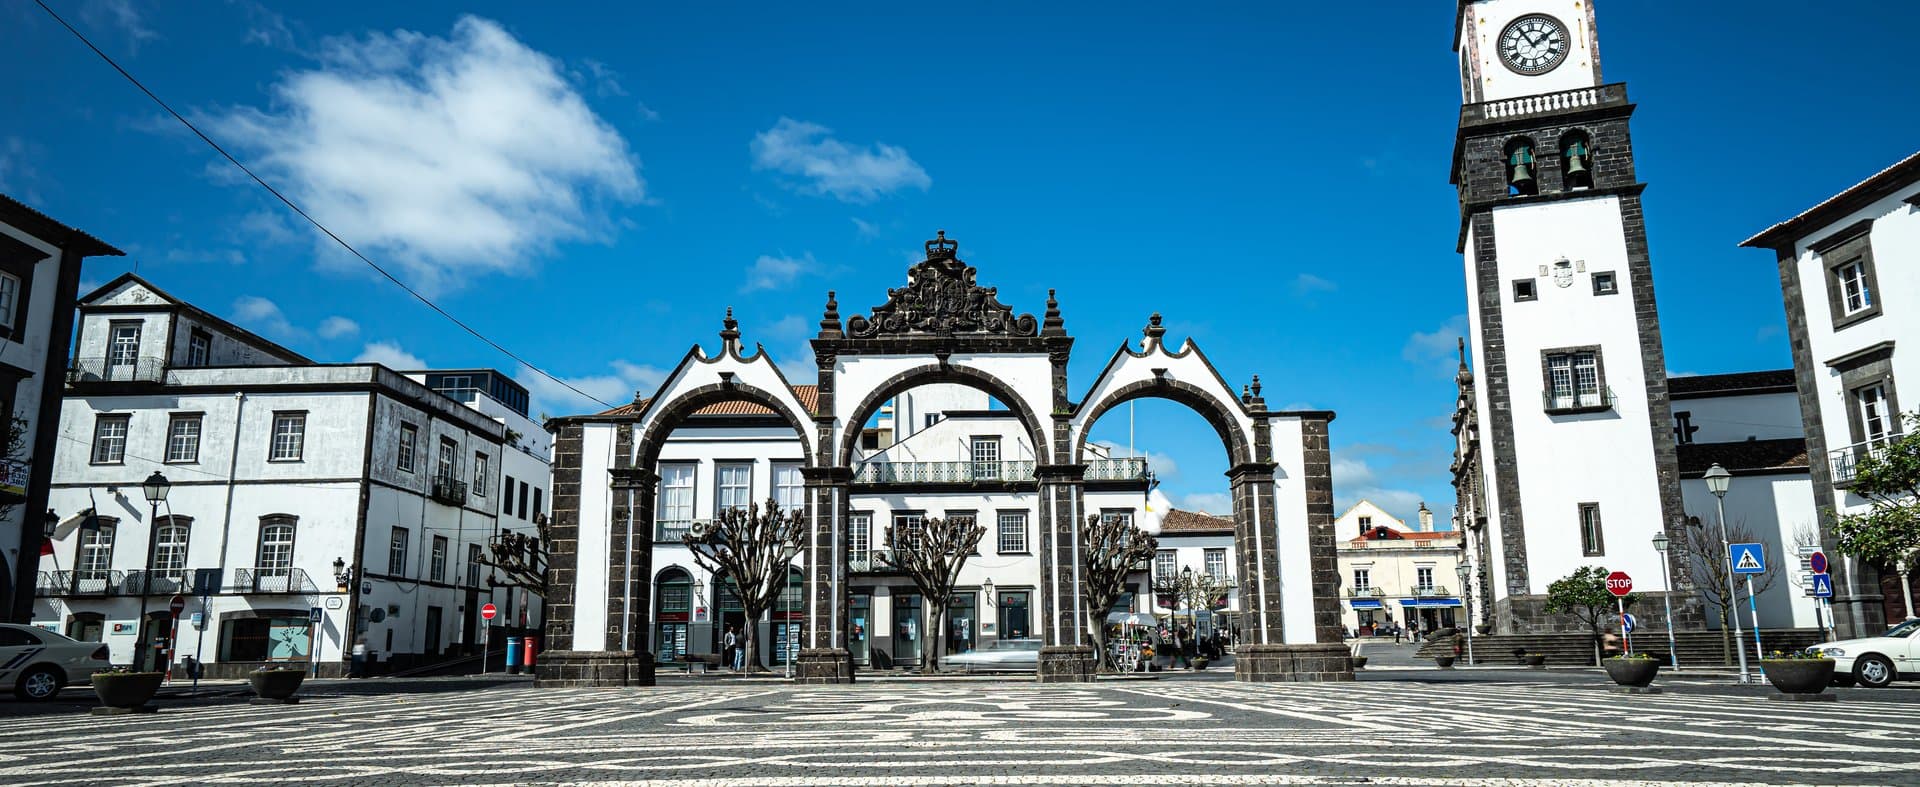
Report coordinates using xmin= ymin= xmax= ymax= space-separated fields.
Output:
xmin=536 ymin=232 xmax=1351 ymax=685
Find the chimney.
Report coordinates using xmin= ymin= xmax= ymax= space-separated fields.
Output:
xmin=1418 ymin=502 xmax=1433 ymax=532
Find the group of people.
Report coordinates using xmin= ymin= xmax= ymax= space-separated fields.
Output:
xmin=719 ymin=625 xmax=747 ymax=671
xmin=1113 ymin=623 xmax=1229 ymax=671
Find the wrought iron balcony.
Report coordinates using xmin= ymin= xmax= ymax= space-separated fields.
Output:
xmin=849 ymin=548 xmax=896 ymax=573
xmin=1346 ymin=586 xmax=1384 ymax=598
xmin=1831 ymin=435 xmax=1899 ymax=486
xmin=1084 ymin=457 xmax=1149 ymax=481
xmin=1542 ymin=387 xmax=1616 ymax=414
xmin=121 ymin=570 xmax=188 ymax=596
xmin=853 ymin=460 xmax=1036 ymax=484
xmin=67 ymin=356 xmax=167 ymax=384
xmin=656 ymin=519 xmax=707 ymax=542
xmin=1412 ymin=586 xmax=1452 ymax=598
xmin=431 ymin=475 xmax=468 ymax=506
xmin=234 ymin=567 xmax=318 ymax=594
xmin=43 ymin=570 xmax=125 ymax=596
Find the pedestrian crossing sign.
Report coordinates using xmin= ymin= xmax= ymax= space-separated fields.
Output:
xmin=1730 ymin=542 xmax=1766 ymax=575
xmin=1809 ymin=573 xmax=1833 ymax=598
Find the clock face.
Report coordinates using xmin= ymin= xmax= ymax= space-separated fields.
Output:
xmin=1498 ymin=14 xmax=1569 ymax=75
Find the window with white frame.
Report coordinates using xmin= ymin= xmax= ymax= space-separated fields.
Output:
xmin=78 ymin=526 xmax=114 ymax=579
xmin=91 ymin=415 xmax=129 ymax=464
xmin=269 ymin=412 xmax=306 ymax=461
xmin=473 ymin=452 xmax=490 ymax=497
xmin=849 ymin=513 xmax=872 ymax=565
xmin=186 ymin=329 xmax=212 ymax=367
xmin=1545 ymin=350 xmax=1603 ymax=409
xmin=166 ymin=414 xmax=202 ymax=463
xmin=997 ymin=511 xmax=1027 ymax=554
xmin=436 ymin=437 xmax=458 ymax=481
xmin=257 ymin=519 xmax=296 ymax=575
xmin=716 ymin=463 xmax=751 ymax=512
xmin=1858 ymin=383 xmax=1891 ymax=442
xmin=1154 ymin=549 xmax=1177 ymax=583
xmin=108 ymin=322 xmax=140 ymax=368
xmin=1836 ymin=259 xmax=1873 ymax=315
xmin=970 ymin=436 xmax=1000 ymax=479
xmin=389 ymin=527 xmax=410 ymax=575
xmin=657 ymin=464 xmax=695 ymax=532
xmin=1416 ymin=566 xmax=1435 ymax=593
xmin=1100 ymin=509 xmax=1134 ymax=528
xmin=891 ymin=513 xmax=924 ymax=551
xmin=397 ymin=423 xmax=419 ymax=473
xmin=1578 ymin=502 xmax=1604 ymax=556
xmin=431 ymin=536 xmax=448 ymax=582
xmin=0 ymin=272 xmax=18 ymax=331
xmin=773 ymin=463 xmax=804 ymax=511
xmin=1204 ymin=548 xmax=1226 ymax=580
xmin=948 ymin=512 xmax=979 ymax=553
xmin=1353 ymin=567 xmax=1371 ymax=591
xmin=153 ymin=521 xmax=190 ymax=577
xmin=467 ymin=543 xmax=483 ymax=586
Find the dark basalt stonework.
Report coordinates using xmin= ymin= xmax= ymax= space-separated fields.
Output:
xmin=1234 ymin=644 xmax=1355 ymax=682
xmin=1036 ymin=645 xmax=1096 ymax=683
xmin=845 ymin=231 xmax=1038 ymax=338
xmin=536 ymin=650 xmax=655 ymax=688
xmin=795 ymin=648 xmax=856 ymax=685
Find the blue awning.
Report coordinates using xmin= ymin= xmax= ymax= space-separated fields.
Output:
xmin=1399 ymin=598 xmax=1462 ymax=608
xmin=1349 ymin=599 xmax=1384 ymax=609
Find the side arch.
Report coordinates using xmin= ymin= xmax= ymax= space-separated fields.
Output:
xmin=834 ymin=363 xmax=1051 ymax=467
xmin=1072 ymin=378 xmax=1252 ymax=466
xmin=636 ymin=382 xmax=816 ymax=471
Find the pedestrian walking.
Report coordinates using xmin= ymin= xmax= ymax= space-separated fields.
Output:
xmin=722 ymin=626 xmax=738 ymax=670
xmin=734 ymin=628 xmax=750 ymax=671
xmin=350 ymin=637 xmax=368 ymax=678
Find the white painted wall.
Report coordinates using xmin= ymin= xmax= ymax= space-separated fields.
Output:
xmin=1679 ymin=474 xmax=1823 ymax=630
xmin=0 ymin=216 xmax=82 ymax=614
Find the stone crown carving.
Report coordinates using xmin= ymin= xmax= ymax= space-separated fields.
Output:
xmin=845 ymin=231 xmax=1038 ymax=339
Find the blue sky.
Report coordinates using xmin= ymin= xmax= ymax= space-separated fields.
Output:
xmin=4 ymin=1 xmax=1916 ymax=525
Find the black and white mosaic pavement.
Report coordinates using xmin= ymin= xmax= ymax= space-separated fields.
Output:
xmin=2 ymin=675 xmax=1917 ymax=786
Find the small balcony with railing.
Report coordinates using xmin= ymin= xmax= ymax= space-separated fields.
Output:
xmin=1542 ymin=386 xmax=1615 ymax=415
xmin=234 ymin=567 xmax=318 ymax=594
xmin=1345 ymin=586 xmax=1385 ymax=599
xmin=121 ymin=570 xmax=189 ymax=596
xmin=1460 ymin=83 xmax=1629 ymax=127
xmin=656 ymin=519 xmax=708 ymax=543
xmin=39 ymin=570 xmax=126 ymax=597
xmin=853 ymin=460 xmax=1037 ymax=485
xmin=1084 ymin=457 xmax=1150 ymax=482
xmin=849 ymin=548 xmax=897 ymax=573
xmin=67 ymin=355 xmax=168 ymax=384
xmin=431 ymin=475 xmax=468 ymax=506
xmin=1410 ymin=585 xmax=1452 ymax=598
xmin=1831 ymin=435 xmax=1899 ymax=487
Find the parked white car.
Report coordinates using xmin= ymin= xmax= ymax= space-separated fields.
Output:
xmin=1809 ymin=617 xmax=1920 ymax=688
xmin=0 ymin=624 xmax=112 ymax=701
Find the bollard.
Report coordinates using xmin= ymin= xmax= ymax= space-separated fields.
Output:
xmin=505 ymin=636 xmax=522 ymax=675
xmin=523 ymin=636 xmax=538 ymax=672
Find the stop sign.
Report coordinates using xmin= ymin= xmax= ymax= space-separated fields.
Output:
xmin=481 ymin=603 xmax=498 ymax=621
xmin=1605 ymin=571 xmax=1633 ymax=597
xmin=168 ymin=594 xmax=186 ymax=616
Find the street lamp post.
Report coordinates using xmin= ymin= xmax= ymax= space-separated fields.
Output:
xmin=1703 ymin=463 xmax=1749 ymax=683
xmin=1454 ymin=562 xmax=1475 ymax=665
xmin=1651 ymin=533 xmax=1680 ymax=671
xmin=134 ymin=471 xmax=172 ymax=673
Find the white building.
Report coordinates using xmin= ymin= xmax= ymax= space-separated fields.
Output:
xmin=1742 ymin=150 xmax=1920 ymax=635
xmin=32 ymin=274 xmax=545 ymax=676
xmin=1335 ymin=501 xmax=1464 ymax=635
xmin=1448 ymin=0 xmax=1703 ymax=633
xmin=0 ymin=195 xmax=121 ymax=622
xmin=1149 ymin=509 xmax=1243 ymax=634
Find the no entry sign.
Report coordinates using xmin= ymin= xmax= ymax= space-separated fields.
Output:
xmin=481 ymin=603 xmax=498 ymax=621
xmin=1605 ymin=571 xmax=1633 ymax=597
xmin=168 ymin=594 xmax=186 ymax=616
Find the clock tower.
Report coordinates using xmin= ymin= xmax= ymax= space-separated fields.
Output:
xmin=1450 ymin=0 xmax=1701 ymax=634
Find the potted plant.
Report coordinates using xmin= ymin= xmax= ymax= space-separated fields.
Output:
xmin=1523 ymin=653 xmax=1547 ymax=668
xmin=1760 ymin=650 xmax=1835 ymax=697
xmin=1433 ymin=654 xmax=1456 ymax=669
xmin=90 ymin=667 xmax=164 ymax=714
xmin=250 ymin=665 xmax=308 ymax=704
xmin=1603 ymin=652 xmax=1660 ymax=687
xmin=1191 ymin=656 xmax=1210 ymax=671
xmin=1350 ymin=655 xmax=1369 ymax=669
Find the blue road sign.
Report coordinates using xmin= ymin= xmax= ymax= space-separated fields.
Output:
xmin=1621 ymin=613 xmax=1637 ymax=633
xmin=1730 ymin=542 xmax=1767 ymax=575
xmin=1810 ymin=573 xmax=1834 ymax=599
xmin=1810 ymin=551 xmax=1828 ymax=575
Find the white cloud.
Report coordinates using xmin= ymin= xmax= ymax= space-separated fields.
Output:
xmin=1404 ymin=314 xmax=1469 ymax=377
xmin=317 ymin=316 xmax=359 ymax=339
xmin=751 ymin=117 xmax=930 ymax=203
xmin=516 ymin=360 xmax=666 ymax=420
xmin=83 ymin=0 xmax=158 ymax=51
xmin=166 ymin=248 xmax=246 ymax=264
xmin=354 ymin=340 xmax=427 ymax=370
xmin=744 ymin=253 xmax=817 ymax=292
xmin=1292 ymin=273 xmax=1337 ymax=296
xmin=1140 ymin=489 xmax=1176 ymax=534
xmin=1093 ymin=441 xmax=1180 ymax=482
xmin=1176 ymin=492 xmax=1232 ymax=516
xmin=1331 ymin=451 xmax=1432 ymax=527
xmin=0 ymin=137 xmax=40 ymax=198
xmin=232 ymin=296 xmax=302 ymax=339
xmin=203 ymin=16 xmax=643 ymax=293
xmin=851 ymin=217 xmax=879 ymax=238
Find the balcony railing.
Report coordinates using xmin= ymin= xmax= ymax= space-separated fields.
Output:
xmin=234 ymin=567 xmax=318 ymax=594
xmin=1542 ymin=387 xmax=1616 ymax=414
xmin=42 ymin=570 xmax=125 ymax=597
xmin=67 ymin=355 xmax=167 ymax=384
xmin=656 ymin=519 xmax=705 ymax=542
xmin=849 ymin=548 xmax=896 ymax=573
xmin=1346 ymin=586 xmax=1385 ymax=598
xmin=121 ymin=570 xmax=188 ymax=596
xmin=1085 ymin=457 xmax=1150 ymax=481
xmin=853 ymin=460 xmax=1036 ymax=484
xmin=431 ymin=475 xmax=468 ymax=506
xmin=1461 ymin=83 xmax=1629 ymax=126
xmin=1831 ymin=435 xmax=1899 ymax=486
xmin=1412 ymin=586 xmax=1452 ymax=598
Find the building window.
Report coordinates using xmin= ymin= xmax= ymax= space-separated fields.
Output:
xmin=1352 ymin=567 xmax=1371 ymax=591
xmin=77 ymin=526 xmax=115 ymax=581
xmin=108 ymin=322 xmax=141 ymax=368
xmin=997 ymin=511 xmax=1028 ymax=554
xmin=1815 ymin=221 xmax=1882 ymax=329
xmin=1154 ymin=549 xmax=1177 ymax=583
xmin=1204 ymin=548 xmax=1226 ymax=580
xmin=1504 ymin=137 xmax=1538 ymax=196
xmin=90 ymin=415 xmax=129 ymax=464
xmin=970 ymin=436 xmax=1001 ymax=480
xmin=849 ymin=513 xmax=872 ymax=566
xmin=1856 ymin=383 xmax=1892 ymax=442
xmin=430 ymin=536 xmax=448 ymax=582
xmin=1512 ymin=279 xmax=1537 ymax=302
xmin=532 ymin=487 xmax=542 ymax=518
xmin=1358 ymin=516 xmax=1372 ymax=528
xmin=891 ymin=513 xmax=925 ymax=552
xmin=1544 ymin=348 xmax=1606 ymax=411
xmin=1416 ymin=566 xmax=1435 ymax=593
xmin=388 ymin=528 xmax=410 ymax=575
xmin=466 ymin=544 xmax=483 ymax=587
xmin=517 ymin=481 xmax=529 ymax=519
xmin=257 ymin=518 xmax=296 ymax=575
xmin=472 ymin=452 xmax=490 ymax=497
xmin=165 ymin=414 xmax=202 ymax=463
xmin=436 ymin=437 xmax=458 ymax=482
xmin=657 ymin=464 xmax=695 ymax=538
xmin=717 ymin=463 xmax=751 ymax=513
xmin=923 ymin=413 xmax=942 ymax=429
xmin=1578 ymin=502 xmax=1604 ymax=556
xmin=153 ymin=521 xmax=190 ymax=577
xmin=397 ymin=423 xmax=419 ymax=473
xmin=0 ymin=272 xmax=19 ymax=331
xmin=773 ymin=463 xmax=804 ymax=512
xmin=1100 ymin=509 xmax=1134 ymax=529
xmin=269 ymin=412 xmax=306 ymax=461
xmin=1592 ymin=270 xmax=1618 ymax=295
xmin=1835 ymin=260 xmax=1873 ymax=316
xmin=948 ymin=512 xmax=979 ymax=554
xmin=503 ymin=474 xmax=516 ymax=516
xmin=187 ymin=329 xmax=212 ymax=367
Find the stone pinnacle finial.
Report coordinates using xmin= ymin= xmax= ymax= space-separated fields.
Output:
xmin=1041 ymin=288 xmax=1066 ymax=336
xmin=818 ymin=290 xmax=844 ymax=338
xmin=719 ymin=306 xmax=741 ymax=349
xmin=926 ymin=229 xmax=958 ymax=260
xmin=1143 ymin=312 xmax=1166 ymax=347
xmin=1241 ymin=384 xmax=1252 ymax=404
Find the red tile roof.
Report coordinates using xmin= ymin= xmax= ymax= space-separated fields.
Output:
xmin=1159 ymin=509 xmax=1233 ymax=534
xmin=599 ymin=384 xmax=819 ymax=418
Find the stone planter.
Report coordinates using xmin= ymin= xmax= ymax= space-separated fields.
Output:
xmin=249 ymin=668 xmax=307 ymax=703
xmin=1761 ymin=659 xmax=1835 ymax=697
xmin=1603 ymin=657 xmax=1659 ymax=687
xmin=90 ymin=672 xmax=163 ymax=714
xmin=1433 ymin=655 xmax=1455 ymax=669
xmin=1524 ymin=653 xmax=1547 ymax=668
xmin=1350 ymin=655 xmax=1368 ymax=669
xmin=1475 ymin=624 xmax=1492 ymax=636
xmin=1191 ymin=658 xmax=1210 ymax=671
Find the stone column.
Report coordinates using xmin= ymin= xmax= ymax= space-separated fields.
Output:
xmin=1035 ymin=463 xmax=1094 ymax=682
xmin=1232 ymin=413 xmax=1353 ymax=683
xmin=796 ymin=466 xmax=854 ymax=683
xmin=535 ymin=423 xmax=654 ymax=688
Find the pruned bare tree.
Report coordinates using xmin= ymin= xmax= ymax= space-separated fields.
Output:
xmin=886 ymin=514 xmax=985 ymax=674
xmin=1079 ymin=512 xmax=1157 ymax=672
xmin=683 ymin=498 xmax=806 ymax=672
xmin=1684 ymin=517 xmax=1777 ymax=665
xmin=481 ymin=513 xmax=551 ymax=597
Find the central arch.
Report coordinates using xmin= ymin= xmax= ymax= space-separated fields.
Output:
xmin=834 ymin=363 xmax=1052 ymax=468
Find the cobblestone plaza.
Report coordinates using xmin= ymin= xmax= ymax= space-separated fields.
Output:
xmin=2 ymin=673 xmax=1915 ymax=785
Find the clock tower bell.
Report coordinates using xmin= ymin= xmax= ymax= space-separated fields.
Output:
xmin=1449 ymin=0 xmax=1703 ymax=634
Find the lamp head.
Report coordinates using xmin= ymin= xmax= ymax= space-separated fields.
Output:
xmin=1703 ymin=463 xmax=1731 ymax=498
xmin=1651 ymin=533 xmax=1669 ymax=553
xmin=141 ymin=471 xmax=172 ymax=504
xmin=42 ymin=508 xmax=57 ymax=538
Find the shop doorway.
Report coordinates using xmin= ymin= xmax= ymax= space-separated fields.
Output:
xmin=892 ymin=593 xmax=923 ymax=666
xmin=849 ymin=592 xmax=871 ymax=665
xmin=947 ymin=592 xmax=976 ymax=654
xmin=999 ymin=590 xmax=1031 ymax=640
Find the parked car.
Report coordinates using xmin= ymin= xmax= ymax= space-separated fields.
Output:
xmin=942 ymin=638 xmax=1041 ymax=672
xmin=0 ymin=623 xmax=112 ymax=701
xmin=1809 ymin=617 xmax=1920 ymax=688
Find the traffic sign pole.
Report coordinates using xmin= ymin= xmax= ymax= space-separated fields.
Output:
xmin=1617 ymin=597 xmax=1631 ymax=655
xmin=480 ymin=603 xmax=498 ymax=675
xmin=1746 ymin=575 xmax=1765 ymax=671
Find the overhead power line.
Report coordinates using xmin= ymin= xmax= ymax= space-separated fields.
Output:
xmin=33 ymin=0 xmax=615 ymax=411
